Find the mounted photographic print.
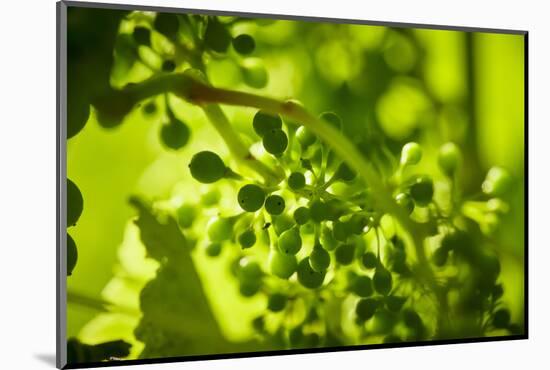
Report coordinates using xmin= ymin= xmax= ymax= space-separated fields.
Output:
xmin=57 ymin=1 xmax=527 ymax=368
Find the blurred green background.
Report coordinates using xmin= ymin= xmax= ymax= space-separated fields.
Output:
xmin=66 ymin=10 xmax=524 ymax=358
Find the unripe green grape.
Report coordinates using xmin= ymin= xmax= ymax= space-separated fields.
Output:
xmin=239 ymin=280 xmax=261 ymax=297
xmin=238 ymin=257 xmax=263 ymax=282
xmin=309 ymin=244 xmax=330 ymax=272
xmin=373 ymin=266 xmax=393 ymax=295
xmin=160 ymin=119 xmax=190 ymax=150
xmin=278 ymin=227 xmax=302 ymax=255
xmin=320 ymin=225 xmax=338 ymax=251
xmin=262 ymin=128 xmax=288 ymax=155
xmin=252 ymin=315 xmax=265 ymax=333
xmin=176 ymin=204 xmax=196 ymax=228
xmin=356 ymin=298 xmax=379 ymax=321
xmin=238 ymin=229 xmax=256 ymax=249
xmin=273 ymin=214 xmax=294 ymax=235
xmin=335 ymin=243 xmax=355 ymax=265
xmin=67 ymin=233 xmax=78 ymax=276
xmin=350 ymin=275 xmax=374 ymax=297
xmin=288 ymin=326 xmax=304 ymax=347
xmin=205 ymin=242 xmax=222 ymax=257
xmin=349 ymin=214 xmax=369 ymax=235
xmin=267 ymin=293 xmax=287 ymax=312
xmin=319 ymin=111 xmax=342 ymax=131
xmin=309 ymin=200 xmax=328 ymax=223
xmin=362 ymin=252 xmax=378 ymax=269
xmin=67 ymin=94 xmax=89 ymax=139
xmin=201 ymin=188 xmax=221 ymax=206
xmin=395 ymin=192 xmax=414 ymax=215
xmin=203 ymin=17 xmax=231 ymax=53
xmin=402 ymin=309 xmax=423 ymax=330
xmin=297 ymin=257 xmax=326 ymax=289
xmin=332 ymin=221 xmax=351 ymax=242
xmin=269 ymin=250 xmax=297 ymax=279
xmin=400 ymin=142 xmax=422 ymax=166
xmin=334 ymin=162 xmax=356 ymax=182
xmin=132 ymin=26 xmax=151 ymax=46
xmin=207 ymin=217 xmax=233 ymax=242
xmin=241 ymin=58 xmax=268 ymax=88
xmin=237 ymin=184 xmax=265 ymax=212
xmin=288 ymin=172 xmax=306 ymax=190
xmin=161 ymin=59 xmax=176 ymax=72
xmin=492 ymin=309 xmax=511 ymax=328
xmin=265 ymin=194 xmax=286 ymax=215
xmin=293 ymin=206 xmax=310 ymax=225
xmin=232 ymin=34 xmax=255 ymax=55
xmin=142 ymin=101 xmax=157 ymax=116
xmin=252 ymin=111 xmax=282 ymax=137
xmin=189 ymin=151 xmax=226 ymax=183
xmin=296 ymin=126 xmax=316 ymax=148
xmin=67 ymin=179 xmax=83 ymax=227
xmin=154 ymin=13 xmax=179 ymax=39
xmin=410 ymin=175 xmax=434 ymax=207
xmin=482 ymin=166 xmax=512 ymax=196
xmin=438 ymin=142 xmax=461 ymax=176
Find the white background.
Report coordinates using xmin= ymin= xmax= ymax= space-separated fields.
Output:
xmin=0 ymin=0 xmax=544 ymax=368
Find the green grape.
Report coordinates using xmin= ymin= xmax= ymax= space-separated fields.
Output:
xmin=362 ymin=252 xmax=378 ymax=269
xmin=335 ymin=243 xmax=355 ymax=265
xmin=356 ymin=298 xmax=379 ymax=321
xmin=238 ymin=229 xmax=256 ymax=249
xmin=438 ymin=142 xmax=461 ymax=176
xmin=410 ymin=176 xmax=434 ymax=207
xmin=204 ymin=17 xmax=231 ymax=53
xmin=288 ymin=326 xmax=304 ymax=347
xmin=207 ymin=217 xmax=233 ymax=242
xmin=309 ymin=244 xmax=330 ymax=272
xmin=205 ymin=242 xmax=222 ymax=257
xmin=239 ymin=280 xmax=261 ymax=297
xmin=237 ymin=184 xmax=266 ymax=212
xmin=325 ymin=199 xmax=346 ymax=221
xmin=252 ymin=111 xmax=282 ymax=137
xmin=482 ymin=166 xmax=512 ymax=196
xmin=252 ymin=315 xmax=265 ymax=333
xmin=395 ymin=192 xmax=414 ymax=215
xmin=267 ymin=293 xmax=287 ymax=312
xmin=67 ymin=94 xmax=89 ymax=139
xmin=296 ymin=126 xmax=317 ymax=148
xmin=309 ymin=200 xmax=328 ymax=223
xmin=265 ymin=194 xmax=286 ymax=215
xmin=400 ymin=142 xmax=422 ymax=166
xmin=241 ymin=58 xmax=268 ymax=88
xmin=189 ymin=151 xmax=226 ymax=183
xmin=161 ymin=59 xmax=176 ymax=72
xmin=232 ymin=34 xmax=255 ymax=55
xmin=297 ymin=257 xmax=326 ymax=289
xmin=334 ymin=162 xmax=356 ymax=182
xmin=132 ymin=26 xmax=151 ymax=46
xmin=160 ymin=119 xmax=190 ymax=150
xmin=154 ymin=13 xmax=179 ymax=39
xmin=319 ymin=111 xmax=342 ymax=131
xmin=176 ymin=204 xmax=195 ymax=228
xmin=67 ymin=179 xmax=83 ymax=227
xmin=402 ymin=309 xmax=423 ymax=330
xmin=273 ymin=213 xmax=294 ymax=235
xmin=278 ymin=227 xmax=302 ymax=255
xmin=432 ymin=246 xmax=449 ymax=267
xmin=320 ymin=225 xmax=338 ymax=251
xmin=288 ymin=172 xmax=306 ymax=190
xmin=142 ymin=101 xmax=157 ymax=116
xmin=349 ymin=214 xmax=369 ymax=235
xmin=350 ymin=275 xmax=374 ymax=297
xmin=293 ymin=207 xmax=310 ymax=225
xmin=238 ymin=257 xmax=263 ymax=282
xmin=201 ymin=188 xmax=221 ymax=206
xmin=333 ymin=221 xmax=351 ymax=242
xmin=67 ymin=233 xmax=78 ymax=276
xmin=385 ymin=295 xmax=407 ymax=312
xmin=373 ymin=266 xmax=393 ymax=295
xmin=269 ymin=250 xmax=297 ymax=279
xmin=262 ymin=128 xmax=288 ymax=155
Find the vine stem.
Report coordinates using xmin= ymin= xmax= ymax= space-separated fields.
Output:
xmin=115 ymin=73 xmax=446 ymax=328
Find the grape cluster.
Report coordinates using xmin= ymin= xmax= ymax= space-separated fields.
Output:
xmin=180 ymin=106 xmax=519 ymax=345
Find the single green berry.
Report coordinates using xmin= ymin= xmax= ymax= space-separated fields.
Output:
xmin=350 ymin=275 xmax=374 ymax=297
xmin=288 ymin=172 xmax=306 ymax=190
xmin=203 ymin=17 xmax=231 ymax=52
xmin=232 ymin=34 xmax=256 ymax=55
xmin=278 ymin=227 xmax=302 ymax=255
xmin=238 ymin=229 xmax=256 ymax=249
xmin=132 ymin=26 xmax=151 ymax=46
xmin=297 ymin=257 xmax=326 ymax=289
xmin=319 ymin=111 xmax=342 ymax=131
xmin=265 ymin=194 xmax=285 ymax=215
xmin=207 ymin=217 xmax=233 ymax=242
xmin=335 ymin=243 xmax=355 ymax=265
xmin=267 ymin=293 xmax=287 ymax=312
xmin=333 ymin=221 xmax=351 ymax=242
xmin=241 ymin=58 xmax=268 ymax=88
xmin=238 ymin=184 xmax=265 ymax=212
xmin=269 ymin=250 xmax=297 ymax=279
xmin=410 ymin=175 xmax=434 ymax=207
xmin=160 ymin=119 xmax=190 ymax=150
xmin=161 ymin=59 xmax=176 ymax=72
xmin=400 ymin=142 xmax=422 ymax=166
xmin=356 ymin=298 xmax=379 ymax=321
xmin=309 ymin=244 xmax=330 ymax=272
xmin=293 ymin=206 xmax=310 ymax=225
xmin=189 ymin=151 xmax=226 ymax=183
xmin=238 ymin=257 xmax=263 ymax=282
xmin=205 ymin=242 xmax=222 ymax=257
xmin=273 ymin=214 xmax=294 ymax=235
xmin=67 ymin=179 xmax=83 ymax=227
xmin=262 ymin=128 xmax=288 ymax=155
xmin=438 ymin=142 xmax=461 ymax=176
xmin=296 ymin=126 xmax=316 ymax=148
xmin=373 ymin=266 xmax=393 ymax=295
xmin=239 ymin=280 xmax=261 ymax=297
xmin=176 ymin=204 xmax=196 ymax=228
xmin=362 ymin=252 xmax=378 ymax=269
xmin=309 ymin=200 xmax=328 ymax=223
xmin=252 ymin=111 xmax=282 ymax=137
